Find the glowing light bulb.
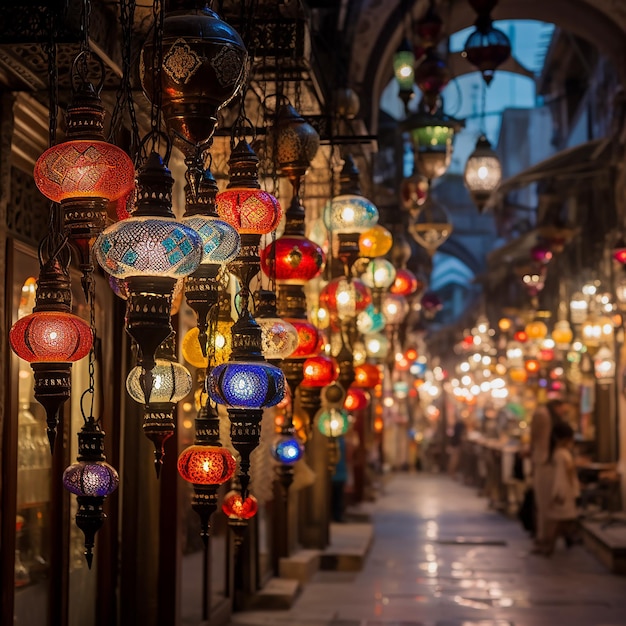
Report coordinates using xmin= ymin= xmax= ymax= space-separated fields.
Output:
xmin=477 ymin=166 xmax=488 ymax=180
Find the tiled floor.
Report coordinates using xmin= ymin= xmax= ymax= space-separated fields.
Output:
xmin=231 ymin=473 xmax=626 ymax=626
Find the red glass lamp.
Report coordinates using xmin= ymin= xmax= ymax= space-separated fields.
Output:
xmin=414 ymin=48 xmax=450 ymax=112
xmin=9 ymin=252 xmax=92 ymax=451
xmin=514 ymin=330 xmax=528 ymax=343
xmin=216 ymin=140 xmax=282 ymax=236
xmin=260 ymin=235 xmax=325 ymax=285
xmin=390 ymin=268 xmax=420 ymax=296
xmin=222 ymin=490 xmax=259 ymax=520
xmin=301 ymin=355 xmax=339 ymax=388
xmin=613 ymin=238 xmax=626 ymax=264
xmin=288 ymin=319 xmax=322 ymax=359
xmin=34 ymin=79 xmax=134 ymax=292
xmin=344 ymin=386 xmax=369 ymax=412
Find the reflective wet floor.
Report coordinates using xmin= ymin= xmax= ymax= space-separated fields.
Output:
xmin=232 ymin=473 xmax=626 ymax=626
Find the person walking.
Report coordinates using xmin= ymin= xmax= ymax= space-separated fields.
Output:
xmin=529 ymin=398 xmax=569 ymax=550
xmin=541 ymin=421 xmax=580 ymax=555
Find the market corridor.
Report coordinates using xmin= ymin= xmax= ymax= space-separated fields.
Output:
xmin=232 ymin=473 xmax=626 ymax=626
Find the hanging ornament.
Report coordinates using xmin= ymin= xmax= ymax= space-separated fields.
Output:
xmin=127 ymin=335 xmax=192 ymax=476
xmin=463 ymin=14 xmax=511 ymax=85
xmin=391 ymin=268 xmax=421 ymax=296
xmin=273 ymin=103 xmax=320 ymax=197
xmin=393 ymin=37 xmax=416 ymax=110
xmin=400 ymin=174 xmax=429 ymax=212
xmin=63 ymin=421 xmax=119 ymax=567
xmin=183 ymin=162 xmax=240 ymax=357
xmin=140 ymin=4 xmax=248 ymax=153
xmin=358 ymin=225 xmax=393 ymax=258
xmin=10 ymin=240 xmax=92 ymax=451
xmin=34 ymin=62 xmax=135 ymax=297
xmin=403 ymin=106 xmax=463 ymax=182
xmin=409 ymin=198 xmax=453 ymax=254
xmin=414 ymin=48 xmax=450 ymax=112
xmin=324 ymin=155 xmax=379 ymax=272
xmin=414 ymin=0 xmax=444 ymax=50
xmin=96 ymin=151 xmax=203 ymax=400
xmin=178 ymin=402 xmax=237 ymax=542
xmin=463 ymin=135 xmax=501 ymax=211
xmin=255 ymin=290 xmax=299 ymax=362
xmin=320 ymin=277 xmax=373 ymax=322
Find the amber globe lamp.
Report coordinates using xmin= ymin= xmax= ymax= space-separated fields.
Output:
xmin=525 ymin=320 xmax=548 ymax=341
xmin=524 ymin=359 xmax=540 ymax=375
xmin=358 ymin=225 xmax=393 ymax=258
xmin=222 ymin=491 xmax=259 ymax=520
xmin=552 ymin=320 xmax=574 ymax=348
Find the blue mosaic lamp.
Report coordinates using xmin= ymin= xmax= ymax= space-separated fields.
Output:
xmin=208 ymin=309 xmax=285 ymax=498
xmin=182 ymin=163 xmax=241 ymax=356
xmin=271 ymin=434 xmax=303 ymax=465
xmin=95 ymin=151 xmax=202 ymax=400
xmin=62 ymin=421 xmax=119 ymax=568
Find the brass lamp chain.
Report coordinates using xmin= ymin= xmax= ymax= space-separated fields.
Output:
xmin=80 ymin=274 xmax=98 ymax=426
xmin=149 ymin=0 xmax=166 ymax=159
xmin=109 ymin=0 xmax=140 ymax=158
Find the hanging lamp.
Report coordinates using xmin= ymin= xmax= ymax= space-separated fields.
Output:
xmin=63 ymin=421 xmax=119 ymax=567
xmin=10 ymin=242 xmax=92 ymax=451
xmin=95 ymin=150 xmax=203 ymax=400
xmin=178 ymin=402 xmax=237 ymax=541
xmin=464 ymin=135 xmax=501 ymax=211
xmin=140 ymin=3 xmax=248 ymax=154
xmin=126 ymin=335 xmax=192 ymax=476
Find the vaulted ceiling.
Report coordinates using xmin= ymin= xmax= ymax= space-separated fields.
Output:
xmin=341 ymin=0 xmax=626 ymax=131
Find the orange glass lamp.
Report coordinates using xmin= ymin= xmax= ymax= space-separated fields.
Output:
xmin=552 ymin=320 xmax=573 ymax=348
xmin=354 ymin=363 xmax=382 ymax=388
xmin=524 ymin=359 xmax=540 ymax=375
xmin=9 ymin=252 xmax=92 ymax=452
xmin=178 ymin=402 xmax=237 ymax=542
xmin=525 ymin=319 xmax=548 ymax=341
xmin=34 ymin=78 xmax=134 ymax=292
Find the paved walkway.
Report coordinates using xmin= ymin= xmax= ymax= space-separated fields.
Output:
xmin=232 ymin=473 xmax=626 ymax=626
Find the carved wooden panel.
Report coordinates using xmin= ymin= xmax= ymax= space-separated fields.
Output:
xmin=7 ymin=166 xmax=49 ymax=247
